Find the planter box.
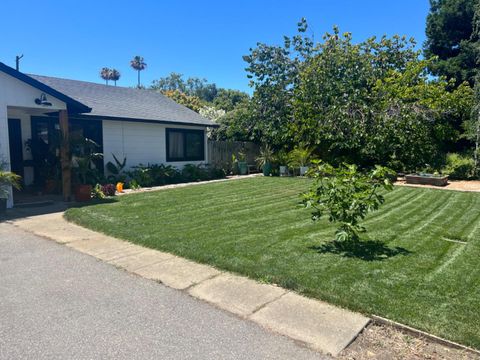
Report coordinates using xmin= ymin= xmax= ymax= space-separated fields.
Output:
xmin=405 ymin=174 xmax=448 ymax=187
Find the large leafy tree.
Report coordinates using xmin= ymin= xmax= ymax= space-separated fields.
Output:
xmin=424 ymin=0 xmax=478 ymax=86
xmin=151 ymin=72 xmax=220 ymax=102
xmin=151 ymin=72 xmax=186 ymax=92
xmin=213 ymin=89 xmax=249 ymax=112
xmin=242 ymin=18 xmax=318 ymax=148
xmin=293 ymin=29 xmax=473 ymax=171
xmin=162 ymin=90 xmax=203 ymax=112
xmin=209 ymin=100 xmax=257 ymax=142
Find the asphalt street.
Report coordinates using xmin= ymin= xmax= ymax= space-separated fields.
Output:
xmin=0 ymin=222 xmax=326 ymax=359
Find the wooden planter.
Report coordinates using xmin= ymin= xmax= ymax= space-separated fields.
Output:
xmin=405 ymin=174 xmax=449 ymax=187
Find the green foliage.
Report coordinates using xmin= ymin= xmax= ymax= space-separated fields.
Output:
xmin=442 ymin=153 xmax=476 ymax=179
xmin=424 ymin=0 xmax=478 ymax=86
xmin=302 ymin=162 xmax=395 ymax=242
xmin=293 ymin=29 xmax=474 ymax=171
xmin=71 ymin=137 xmax=103 ymax=185
xmin=128 ymin=179 xmax=141 ymax=190
xmin=106 ymin=154 xmax=127 ymax=183
xmin=161 ymin=90 xmax=204 ymax=112
xmin=243 ymin=18 xmax=317 ymax=147
xmin=255 ymin=145 xmax=274 ymax=169
xmin=209 ymin=101 xmax=256 ymax=141
xmin=213 ymin=89 xmax=250 ymax=112
xmin=0 ymin=168 xmax=22 ymax=198
xmin=151 ymin=72 xmax=219 ymax=102
xmin=91 ymin=184 xmax=106 ymax=199
xmin=126 ymin=163 xmax=225 ymax=187
xmin=287 ymin=147 xmax=314 ymax=168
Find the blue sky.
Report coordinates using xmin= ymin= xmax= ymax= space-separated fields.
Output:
xmin=1 ymin=1 xmax=430 ymax=93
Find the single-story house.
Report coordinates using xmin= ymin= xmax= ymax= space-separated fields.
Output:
xmin=0 ymin=61 xmax=217 ymax=208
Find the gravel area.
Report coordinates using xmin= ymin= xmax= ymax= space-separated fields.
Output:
xmin=340 ymin=324 xmax=480 ymax=360
xmin=395 ymin=180 xmax=480 ymax=192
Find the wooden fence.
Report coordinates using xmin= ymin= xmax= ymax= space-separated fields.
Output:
xmin=207 ymin=141 xmax=260 ymax=166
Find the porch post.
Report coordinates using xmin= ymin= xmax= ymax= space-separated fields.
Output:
xmin=59 ymin=110 xmax=71 ymax=202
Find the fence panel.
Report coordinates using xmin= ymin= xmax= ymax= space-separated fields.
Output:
xmin=208 ymin=141 xmax=260 ymax=166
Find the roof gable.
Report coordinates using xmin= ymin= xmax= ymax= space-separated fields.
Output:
xmin=0 ymin=62 xmax=91 ymax=114
xmin=28 ymin=75 xmax=216 ymax=127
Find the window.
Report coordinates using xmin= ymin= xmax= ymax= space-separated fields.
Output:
xmin=166 ymin=128 xmax=205 ymax=162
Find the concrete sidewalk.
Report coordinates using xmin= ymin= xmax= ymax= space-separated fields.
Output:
xmin=8 ymin=211 xmax=370 ymax=357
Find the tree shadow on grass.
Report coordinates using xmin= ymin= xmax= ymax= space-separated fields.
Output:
xmin=309 ymin=239 xmax=412 ymax=261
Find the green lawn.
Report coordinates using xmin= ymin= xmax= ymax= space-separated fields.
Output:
xmin=65 ymin=177 xmax=480 ymax=348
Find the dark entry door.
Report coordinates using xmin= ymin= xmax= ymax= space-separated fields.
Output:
xmin=8 ymin=119 xmax=24 ymax=179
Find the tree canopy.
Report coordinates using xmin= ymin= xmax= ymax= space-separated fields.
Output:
xmin=424 ymin=0 xmax=479 ymax=86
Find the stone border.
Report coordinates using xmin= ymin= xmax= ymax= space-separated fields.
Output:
xmin=372 ymin=315 xmax=480 ymax=356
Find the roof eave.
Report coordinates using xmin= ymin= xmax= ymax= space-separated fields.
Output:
xmin=71 ymin=113 xmax=220 ymax=127
xmin=0 ymin=62 xmax=92 ymax=114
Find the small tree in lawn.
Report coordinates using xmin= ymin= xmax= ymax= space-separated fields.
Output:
xmin=302 ymin=161 xmax=395 ymax=242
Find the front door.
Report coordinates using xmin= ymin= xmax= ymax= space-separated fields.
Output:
xmin=8 ymin=119 xmax=24 ymax=179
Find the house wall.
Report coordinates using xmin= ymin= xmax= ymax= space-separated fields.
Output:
xmin=0 ymin=71 xmax=66 ymax=208
xmin=102 ymin=120 xmax=208 ymax=172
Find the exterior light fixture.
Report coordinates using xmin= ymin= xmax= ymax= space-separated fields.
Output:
xmin=35 ymin=93 xmax=52 ymax=106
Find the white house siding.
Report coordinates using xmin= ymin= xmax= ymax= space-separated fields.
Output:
xmin=0 ymin=71 xmax=66 ymax=207
xmin=102 ymin=120 xmax=208 ymax=172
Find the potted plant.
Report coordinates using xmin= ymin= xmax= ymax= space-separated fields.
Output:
xmin=237 ymin=151 xmax=248 ymax=175
xmin=0 ymin=167 xmax=21 ymax=214
xmin=256 ymin=145 xmax=274 ymax=176
xmin=288 ymin=147 xmax=314 ymax=176
xmin=276 ymin=150 xmax=289 ymax=176
xmin=231 ymin=153 xmax=240 ymax=175
xmin=71 ymin=137 xmax=103 ymax=202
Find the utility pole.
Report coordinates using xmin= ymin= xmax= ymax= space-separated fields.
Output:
xmin=15 ymin=54 xmax=24 ymax=71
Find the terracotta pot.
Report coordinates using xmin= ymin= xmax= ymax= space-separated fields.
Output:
xmin=75 ymin=184 xmax=92 ymax=202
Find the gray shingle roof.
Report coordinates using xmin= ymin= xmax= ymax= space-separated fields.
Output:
xmin=28 ymin=74 xmax=216 ymax=126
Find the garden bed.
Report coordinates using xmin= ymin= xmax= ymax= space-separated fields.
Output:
xmin=405 ymin=174 xmax=449 ymax=187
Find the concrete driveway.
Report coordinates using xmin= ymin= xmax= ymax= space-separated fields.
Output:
xmin=0 ymin=222 xmax=325 ymax=359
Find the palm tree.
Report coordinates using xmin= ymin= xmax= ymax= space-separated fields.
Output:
xmin=110 ymin=69 xmax=121 ymax=86
xmin=130 ymin=56 xmax=147 ymax=87
xmin=100 ymin=67 xmax=111 ymax=85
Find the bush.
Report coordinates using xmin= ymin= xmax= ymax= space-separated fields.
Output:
xmin=91 ymin=184 xmax=105 ymax=199
xmin=442 ymin=153 xmax=475 ymax=180
xmin=125 ymin=163 xmax=226 ymax=188
xmin=101 ymin=184 xmax=116 ymax=197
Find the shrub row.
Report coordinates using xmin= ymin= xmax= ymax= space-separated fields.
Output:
xmin=123 ymin=163 xmax=226 ymax=188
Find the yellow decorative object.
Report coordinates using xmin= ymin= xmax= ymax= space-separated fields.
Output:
xmin=116 ymin=182 xmax=124 ymax=193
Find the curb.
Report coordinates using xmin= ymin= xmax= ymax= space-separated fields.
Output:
xmin=372 ymin=315 xmax=480 ymax=356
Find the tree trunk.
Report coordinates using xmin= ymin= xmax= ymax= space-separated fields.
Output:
xmin=138 ymin=70 xmax=140 ymax=87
